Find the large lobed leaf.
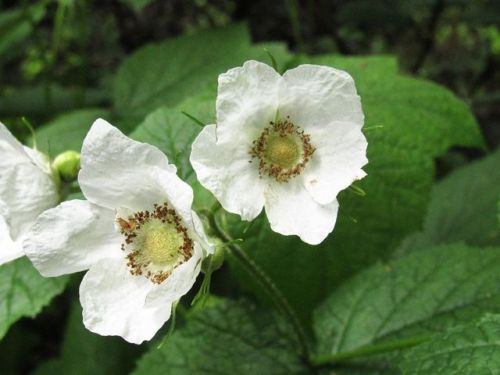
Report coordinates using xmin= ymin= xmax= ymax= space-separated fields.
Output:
xmin=399 ymin=147 xmax=500 ymax=253
xmin=0 ymin=258 xmax=67 ymax=340
xmin=132 ymin=299 xmax=308 ymax=375
xmin=113 ymin=23 xmax=291 ymax=120
xmin=35 ymin=108 xmax=111 ymax=157
xmin=130 ymin=98 xmax=214 ymax=184
xmin=313 ymin=244 xmax=500 ymax=358
xmin=401 ymin=314 xmax=500 ymax=375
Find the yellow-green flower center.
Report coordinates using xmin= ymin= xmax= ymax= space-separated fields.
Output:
xmin=139 ymin=219 xmax=185 ymax=265
xmin=118 ymin=202 xmax=193 ymax=284
xmin=250 ymin=117 xmax=316 ymax=182
xmin=264 ymin=135 xmax=300 ymax=169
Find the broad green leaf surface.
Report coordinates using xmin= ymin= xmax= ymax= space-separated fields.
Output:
xmin=401 ymin=314 xmax=500 ymax=374
xmin=31 ymin=302 xmax=139 ymax=375
xmin=130 ymin=100 xmax=214 ymax=183
xmin=132 ymin=299 xmax=307 ymax=375
xmin=0 ymin=258 xmax=67 ymax=340
xmin=131 ymin=97 xmax=217 ymax=210
xmin=230 ymin=54 xmax=484 ymax=324
xmin=113 ymin=24 xmax=291 ymax=120
xmin=306 ymin=54 xmax=399 ymax=77
xmin=313 ymin=244 xmax=500 ymax=358
xmin=398 ymin=148 xmax=500 ymax=253
xmin=35 ymin=108 xmax=111 ymax=157
xmin=0 ymin=85 xmax=108 ymax=117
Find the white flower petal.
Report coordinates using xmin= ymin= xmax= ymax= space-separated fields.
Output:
xmin=303 ymin=121 xmax=368 ymax=204
xmin=0 ymin=124 xmax=58 ymax=239
xmin=216 ymin=60 xmax=281 ymax=143
xmin=0 ymin=164 xmax=59 ymax=239
xmin=264 ymin=181 xmax=339 ymax=245
xmin=24 ymin=200 xmax=122 ymax=277
xmin=147 ymin=167 xmax=194 ymax=224
xmin=80 ymin=244 xmax=202 ymax=344
xmin=280 ymin=64 xmax=363 ymax=129
xmin=23 ymin=146 xmax=52 ymax=174
xmin=147 ymin=242 xmax=203 ymax=311
xmin=0 ymin=200 xmax=22 ymax=265
xmin=0 ymin=122 xmax=28 ymax=164
xmin=79 ymin=119 xmax=176 ymax=211
xmin=190 ymin=124 xmax=266 ymax=220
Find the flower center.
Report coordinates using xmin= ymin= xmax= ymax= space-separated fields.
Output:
xmin=118 ymin=202 xmax=193 ymax=284
xmin=250 ymin=117 xmax=315 ymax=182
xmin=140 ymin=220 xmax=185 ymax=265
xmin=264 ymin=135 xmax=300 ymax=169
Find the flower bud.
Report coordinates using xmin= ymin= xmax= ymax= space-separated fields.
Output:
xmin=52 ymin=150 xmax=81 ymax=182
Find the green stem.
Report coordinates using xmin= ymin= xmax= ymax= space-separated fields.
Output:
xmin=311 ymin=336 xmax=430 ymax=366
xmin=209 ymin=214 xmax=310 ymax=359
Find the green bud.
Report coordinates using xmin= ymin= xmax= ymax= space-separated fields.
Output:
xmin=52 ymin=150 xmax=81 ymax=182
xmin=202 ymin=237 xmax=225 ymax=274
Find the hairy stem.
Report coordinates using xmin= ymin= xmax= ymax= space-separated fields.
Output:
xmin=208 ymin=213 xmax=311 ymax=360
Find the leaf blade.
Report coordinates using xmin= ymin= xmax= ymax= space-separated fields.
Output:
xmin=132 ymin=299 xmax=307 ymax=375
xmin=401 ymin=315 xmax=500 ymax=374
xmin=313 ymin=244 xmax=500 ymax=358
xmin=0 ymin=258 xmax=67 ymax=340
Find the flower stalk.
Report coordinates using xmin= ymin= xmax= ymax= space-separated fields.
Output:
xmin=208 ymin=211 xmax=311 ymax=360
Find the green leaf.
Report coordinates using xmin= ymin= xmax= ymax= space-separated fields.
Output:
xmin=32 ymin=302 xmax=139 ymax=375
xmin=130 ymin=99 xmax=213 ymax=183
xmin=132 ymin=299 xmax=307 ymax=375
xmin=309 ymin=54 xmax=399 ymax=77
xmin=112 ymin=24 xmax=291 ymax=120
xmin=0 ymin=85 xmax=108 ymax=117
xmin=399 ymin=148 xmax=500 ymax=253
xmin=313 ymin=244 xmax=500 ymax=360
xmin=113 ymin=24 xmax=248 ymax=119
xmin=401 ymin=314 xmax=500 ymax=374
xmin=230 ymin=54 xmax=484 ymax=324
xmin=130 ymin=97 xmax=217 ymax=209
xmin=35 ymin=108 xmax=111 ymax=157
xmin=0 ymin=258 xmax=67 ymax=340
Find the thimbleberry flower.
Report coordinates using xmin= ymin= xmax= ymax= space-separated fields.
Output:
xmin=190 ymin=61 xmax=368 ymax=245
xmin=0 ymin=122 xmax=59 ymax=265
xmin=24 ymin=119 xmax=212 ymax=344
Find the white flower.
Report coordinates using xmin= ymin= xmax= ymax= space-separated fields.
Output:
xmin=24 ymin=119 xmax=212 ymax=344
xmin=190 ymin=60 xmax=368 ymax=245
xmin=0 ymin=122 xmax=59 ymax=265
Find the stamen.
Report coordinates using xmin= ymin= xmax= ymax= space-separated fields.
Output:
xmin=117 ymin=202 xmax=193 ymax=284
xmin=250 ymin=117 xmax=315 ymax=182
